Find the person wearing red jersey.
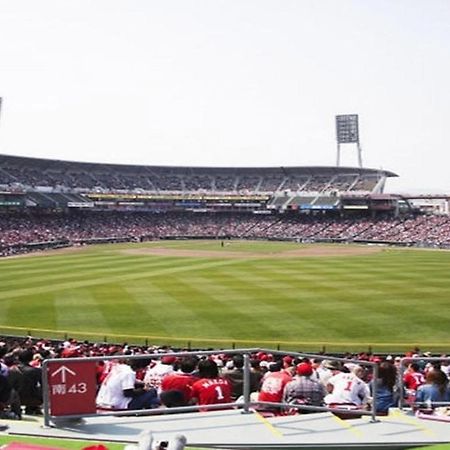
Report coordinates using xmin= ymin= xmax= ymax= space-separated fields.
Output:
xmin=257 ymin=361 xmax=292 ymax=414
xmin=160 ymin=356 xmax=198 ymax=407
xmin=403 ymin=361 xmax=426 ymax=405
xmin=190 ymin=359 xmax=232 ymax=409
xmin=403 ymin=362 xmax=425 ymax=391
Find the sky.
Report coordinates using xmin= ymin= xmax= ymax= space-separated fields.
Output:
xmin=0 ymin=0 xmax=449 ymax=194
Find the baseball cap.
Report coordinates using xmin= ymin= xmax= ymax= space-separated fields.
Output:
xmin=296 ymin=362 xmax=313 ymax=376
xmin=322 ymin=360 xmax=341 ymax=370
xmin=161 ymin=355 xmax=177 ymax=365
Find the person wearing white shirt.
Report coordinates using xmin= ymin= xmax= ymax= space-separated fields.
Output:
xmin=96 ymin=360 xmax=159 ymax=410
xmin=325 ymin=365 xmax=370 ymax=407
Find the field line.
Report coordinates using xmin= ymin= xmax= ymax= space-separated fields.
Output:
xmin=1 ymin=325 xmax=450 ymax=348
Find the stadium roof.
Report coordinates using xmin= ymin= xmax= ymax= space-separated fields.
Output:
xmin=0 ymin=153 xmax=398 ymax=177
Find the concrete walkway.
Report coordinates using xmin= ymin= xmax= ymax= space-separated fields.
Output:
xmin=1 ymin=409 xmax=450 ymax=450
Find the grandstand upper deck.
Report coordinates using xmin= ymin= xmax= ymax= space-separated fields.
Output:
xmin=0 ymin=153 xmax=397 ymax=195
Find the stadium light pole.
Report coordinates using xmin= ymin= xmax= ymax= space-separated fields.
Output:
xmin=335 ymin=114 xmax=363 ymax=168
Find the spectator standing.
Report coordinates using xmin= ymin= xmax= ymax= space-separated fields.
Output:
xmin=16 ymin=349 xmax=43 ymax=415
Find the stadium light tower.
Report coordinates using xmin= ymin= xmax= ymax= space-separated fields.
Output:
xmin=335 ymin=114 xmax=363 ymax=168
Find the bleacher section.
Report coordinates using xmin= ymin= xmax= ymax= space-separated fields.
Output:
xmin=2 ymin=211 xmax=450 ymax=258
xmin=0 ymin=154 xmax=400 ymax=212
xmin=0 ymin=155 xmax=395 ymax=193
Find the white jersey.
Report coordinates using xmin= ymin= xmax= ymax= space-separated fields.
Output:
xmin=143 ymin=362 xmax=174 ymax=393
xmin=96 ymin=363 xmax=135 ymax=409
xmin=325 ymin=372 xmax=370 ymax=406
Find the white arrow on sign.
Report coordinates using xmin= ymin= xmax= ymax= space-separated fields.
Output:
xmin=51 ymin=365 xmax=76 ymax=383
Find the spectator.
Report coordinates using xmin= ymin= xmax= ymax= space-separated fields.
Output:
xmin=190 ymin=359 xmax=232 ymax=409
xmin=96 ymin=358 xmax=159 ymax=410
xmin=15 ymin=349 xmax=43 ymax=415
xmin=282 ymin=362 xmax=326 ymax=413
xmin=143 ymin=355 xmax=176 ymax=393
xmin=223 ymin=354 xmax=262 ymax=401
xmin=370 ymin=362 xmax=398 ymax=415
xmin=415 ymin=370 xmax=450 ymax=408
xmin=403 ymin=362 xmax=425 ymax=394
xmin=160 ymin=356 xmax=199 ymax=407
xmin=325 ymin=365 xmax=370 ymax=408
xmin=257 ymin=361 xmax=292 ymax=413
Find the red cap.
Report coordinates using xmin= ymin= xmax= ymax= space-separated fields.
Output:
xmin=296 ymin=362 xmax=313 ymax=376
xmin=161 ymin=355 xmax=176 ymax=365
xmin=283 ymin=356 xmax=293 ymax=366
xmin=257 ymin=352 xmax=267 ymax=361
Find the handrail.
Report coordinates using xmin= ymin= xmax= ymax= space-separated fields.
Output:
xmin=43 ymin=348 xmax=380 ymax=427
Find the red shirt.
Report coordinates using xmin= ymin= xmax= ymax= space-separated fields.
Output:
xmin=258 ymin=371 xmax=292 ymax=403
xmin=161 ymin=373 xmax=197 ymax=402
xmin=191 ymin=377 xmax=232 ymax=406
xmin=403 ymin=371 xmax=425 ymax=390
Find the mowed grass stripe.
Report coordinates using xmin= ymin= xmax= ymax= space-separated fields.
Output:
xmin=151 ymin=276 xmax=237 ymax=340
xmin=0 ymin=255 xmax=192 ymax=291
xmin=227 ymin=258 xmax=450 ymax=344
xmin=85 ymin=284 xmax=161 ymax=336
xmin=183 ymin=273 xmax=285 ymax=340
xmin=124 ymin=281 xmax=221 ymax=338
xmin=2 ymin=292 xmax=58 ymax=331
xmin=0 ymin=258 xmax=243 ymax=300
xmin=220 ymin=266 xmax=358 ymax=341
xmin=206 ymin=266 xmax=338 ymax=340
xmin=0 ymin=254 xmax=150 ymax=280
xmin=54 ymin=289 xmax=109 ymax=332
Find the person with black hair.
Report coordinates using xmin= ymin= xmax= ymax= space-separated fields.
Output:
xmin=224 ymin=354 xmax=261 ymax=401
xmin=96 ymin=358 xmax=159 ymax=410
xmin=258 ymin=360 xmax=292 ymax=409
xmin=370 ymin=362 xmax=398 ymax=415
xmin=16 ymin=349 xmax=43 ymax=415
xmin=190 ymin=359 xmax=232 ymax=408
xmin=160 ymin=356 xmax=199 ymax=407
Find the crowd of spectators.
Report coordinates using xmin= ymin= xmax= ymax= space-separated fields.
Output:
xmin=1 ymin=211 xmax=450 ymax=257
xmin=0 ymin=154 xmax=384 ymax=194
xmin=1 ymin=335 xmax=449 ymax=420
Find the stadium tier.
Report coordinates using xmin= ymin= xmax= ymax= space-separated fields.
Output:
xmin=0 ymin=153 xmax=396 ymax=210
xmin=2 ymin=153 xmax=450 ymax=256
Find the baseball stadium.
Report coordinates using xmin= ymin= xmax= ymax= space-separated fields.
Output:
xmin=1 ymin=143 xmax=450 ymax=449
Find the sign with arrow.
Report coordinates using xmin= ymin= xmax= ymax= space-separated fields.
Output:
xmin=47 ymin=361 xmax=97 ymax=416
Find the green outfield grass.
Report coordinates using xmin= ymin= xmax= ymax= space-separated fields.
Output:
xmin=1 ymin=240 xmax=449 ymax=352
xmin=0 ymin=434 xmax=446 ymax=450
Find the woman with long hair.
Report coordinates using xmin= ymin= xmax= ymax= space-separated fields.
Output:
xmin=370 ymin=362 xmax=398 ymax=414
xmin=415 ymin=369 xmax=450 ymax=407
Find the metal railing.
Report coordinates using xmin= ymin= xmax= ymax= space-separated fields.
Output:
xmin=42 ymin=348 xmax=380 ymax=427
